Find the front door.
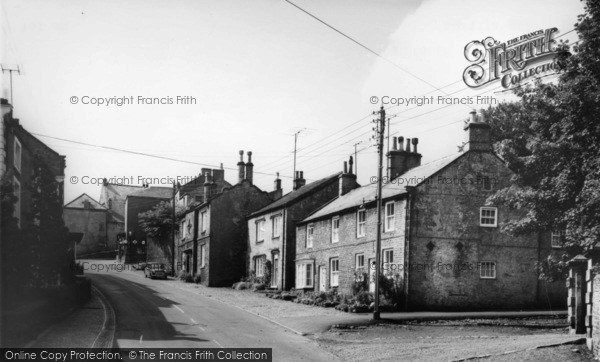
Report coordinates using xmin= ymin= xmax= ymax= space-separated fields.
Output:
xmin=271 ymin=253 xmax=279 ymax=288
xmin=319 ymin=266 xmax=327 ymax=292
xmin=369 ymin=258 xmax=376 ymax=293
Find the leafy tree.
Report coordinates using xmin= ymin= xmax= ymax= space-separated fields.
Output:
xmin=484 ymin=0 xmax=600 ymax=280
xmin=138 ymin=200 xmax=185 ymax=240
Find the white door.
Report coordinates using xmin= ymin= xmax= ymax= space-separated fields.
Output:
xmin=319 ymin=266 xmax=327 ymax=292
xmin=271 ymin=254 xmax=279 ymax=288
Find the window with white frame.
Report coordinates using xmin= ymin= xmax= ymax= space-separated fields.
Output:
xmin=13 ymin=177 xmax=20 ymax=226
xmin=480 ymin=207 xmax=498 ymax=227
xmin=479 ymin=261 xmax=496 ymax=279
xmin=384 ymin=202 xmax=395 ymax=232
xmin=200 ymin=244 xmax=206 ymax=267
xmin=296 ymin=262 xmax=314 ymax=288
xmin=357 ymin=209 xmax=366 ymax=237
xmin=355 ymin=254 xmax=365 ymax=270
xmin=181 ymin=220 xmax=187 ymax=239
xmin=13 ymin=137 xmax=21 ymax=172
xmin=256 ymin=219 xmax=265 ymax=242
xmin=330 ymin=258 xmax=339 ymax=287
xmin=551 ymin=230 xmax=565 ymax=248
xmin=201 ymin=211 xmax=207 ymax=233
xmin=331 ymin=217 xmax=340 ymax=243
xmin=306 ymin=223 xmax=314 ymax=248
xmin=272 ymin=215 xmax=282 ymax=238
xmin=255 ymin=256 xmax=266 ymax=277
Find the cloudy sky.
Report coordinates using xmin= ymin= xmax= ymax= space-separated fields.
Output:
xmin=1 ymin=0 xmax=584 ymax=203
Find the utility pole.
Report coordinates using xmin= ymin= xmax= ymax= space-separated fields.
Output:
xmin=171 ymin=182 xmax=177 ymax=277
xmin=292 ymin=129 xmax=305 ymax=185
xmin=373 ymin=106 xmax=385 ymax=321
xmin=353 ymin=141 xmax=362 ymax=179
xmin=1 ymin=65 xmax=20 ymax=105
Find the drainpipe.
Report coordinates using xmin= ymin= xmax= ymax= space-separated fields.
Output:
xmin=404 ymin=186 xmax=415 ymax=311
xmin=281 ymin=209 xmax=287 ymax=290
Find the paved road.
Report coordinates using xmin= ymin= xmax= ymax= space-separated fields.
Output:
xmin=87 ymin=265 xmax=336 ymax=361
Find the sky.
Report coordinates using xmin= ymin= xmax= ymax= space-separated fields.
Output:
xmin=0 ymin=0 xmax=585 ymax=204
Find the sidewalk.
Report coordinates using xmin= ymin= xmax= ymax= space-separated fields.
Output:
xmin=26 ymin=286 xmax=114 ymax=348
xmin=166 ymin=277 xmax=568 ymax=336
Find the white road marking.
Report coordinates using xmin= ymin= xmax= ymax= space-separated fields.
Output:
xmin=190 ymin=318 xmax=197 ymax=324
xmin=174 ymin=305 xmax=185 ymax=314
xmin=140 ymin=335 xmax=143 ymax=343
xmin=198 ymin=326 xmax=206 ymax=332
xmin=213 ymin=339 xmax=223 ymax=348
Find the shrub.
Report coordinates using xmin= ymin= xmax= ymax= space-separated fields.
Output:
xmin=178 ymin=270 xmax=194 ymax=283
xmin=193 ymin=274 xmax=201 ymax=284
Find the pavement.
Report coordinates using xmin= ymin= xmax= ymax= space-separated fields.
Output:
xmin=26 ymin=286 xmax=114 ymax=348
xmin=27 ymin=259 xmax=579 ymax=355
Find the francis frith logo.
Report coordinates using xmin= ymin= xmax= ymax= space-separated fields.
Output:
xmin=463 ymin=28 xmax=563 ymax=89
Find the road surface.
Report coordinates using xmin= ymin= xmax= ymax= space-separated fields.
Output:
xmin=87 ymin=263 xmax=336 ymax=361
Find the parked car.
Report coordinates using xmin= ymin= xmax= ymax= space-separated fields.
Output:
xmin=144 ymin=263 xmax=168 ymax=279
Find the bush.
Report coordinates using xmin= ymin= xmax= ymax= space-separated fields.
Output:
xmin=193 ymin=274 xmax=201 ymax=284
xmin=252 ymin=283 xmax=267 ymax=291
xmin=178 ymin=270 xmax=194 ymax=283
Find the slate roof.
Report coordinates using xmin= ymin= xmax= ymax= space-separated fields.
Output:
xmin=128 ymin=186 xmax=173 ymax=199
xmin=64 ymin=193 xmax=107 ymax=210
xmin=301 ymin=152 xmax=464 ymax=223
xmin=249 ymin=172 xmax=343 ymax=217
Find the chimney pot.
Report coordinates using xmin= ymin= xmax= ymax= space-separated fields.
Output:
xmin=478 ymin=109 xmax=486 ymax=123
xmin=343 ymin=161 xmax=348 ymax=174
xmin=245 ymin=151 xmax=254 ymax=184
xmin=392 ymin=137 xmax=397 ymax=150
xmin=470 ymin=110 xmax=477 ymax=123
xmin=412 ymin=138 xmax=419 ymax=153
xmin=406 ymin=138 xmax=411 ymax=153
xmin=398 ymin=136 xmax=404 ymax=151
xmin=237 ymin=150 xmax=245 ymax=184
xmin=349 ymin=156 xmax=354 ymax=174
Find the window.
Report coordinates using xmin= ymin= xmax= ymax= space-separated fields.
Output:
xmin=200 ymin=244 xmax=206 ymax=267
xmin=13 ymin=177 xmax=20 ymax=226
xmin=256 ymin=219 xmax=265 ymax=242
xmin=384 ymin=202 xmax=395 ymax=232
xmin=13 ymin=137 xmax=21 ymax=172
xmin=330 ymin=258 xmax=339 ymax=287
xmin=255 ymin=256 xmax=266 ymax=277
xmin=272 ymin=215 xmax=282 ymax=238
xmin=479 ymin=261 xmax=496 ymax=279
xmin=306 ymin=223 xmax=314 ymax=248
xmin=482 ymin=176 xmax=492 ymax=191
xmin=383 ymin=249 xmax=394 ymax=264
xmin=357 ymin=209 xmax=366 ymax=237
xmin=331 ymin=217 xmax=340 ymax=243
xmin=480 ymin=207 xmax=498 ymax=227
xmin=200 ymin=211 xmax=207 ymax=233
xmin=551 ymin=231 xmax=565 ymax=248
xmin=355 ymin=254 xmax=365 ymax=270
xmin=296 ymin=262 xmax=314 ymax=288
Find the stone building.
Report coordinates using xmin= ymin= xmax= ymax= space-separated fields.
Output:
xmin=63 ymin=193 xmax=109 ymax=257
xmin=247 ymin=164 xmax=359 ymax=290
xmin=177 ymin=151 xmax=273 ymax=287
xmin=295 ymin=111 xmax=565 ymax=310
xmin=98 ymin=182 xmax=143 ymax=250
xmin=176 ymin=166 xmax=232 ymax=210
xmin=123 ymin=186 xmax=172 ymax=263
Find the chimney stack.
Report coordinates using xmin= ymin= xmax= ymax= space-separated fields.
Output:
xmin=464 ymin=109 xmax=491 ymax=152
xmin=246 ymin=151 xmax=254 ymax=185
xmin=269 ymin=172 xmax=283 ymax=201
xmin=293 ymin=171 xmax=306 ymax=190
xmin=387 ymin=136 xmax=422 ymax=179
xmin=237 ymin=150 xmax=245 ymax=184
xmin=339 ymin=156 xmax=358 ymax=196
xmin=392 ymin=137 xmax=397 ymax=151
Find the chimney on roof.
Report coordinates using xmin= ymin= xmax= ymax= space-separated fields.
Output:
xmin=339 ymin=156 xmax=358 ymax=197
xmin=387 ymin=136 xmax=422 ymax=179
xmin=237 ymin=150 xmax=245 ymax=184
xmin=464 ymin=109 xmax=491 ymax=152
xmin=246 ymin=151 xmax=254 ymax=185
xmin=293 ymin=171 xmax=306 ymax=190
xmin=212 ymin=168 xmax=224 ymax=183
xmin=203 ymin=172 xmax=212 ymax=202
xmin=269 ymin=172 xmax=283 ymax=201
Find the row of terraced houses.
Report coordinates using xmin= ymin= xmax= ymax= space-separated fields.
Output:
xmin=165 ymin=110 xmax=566 ymax=311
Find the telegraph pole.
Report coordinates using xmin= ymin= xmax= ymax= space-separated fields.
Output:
xmin=1 ymin=65 xmax=20 ymax=105
xmin=353 ymin=141 xmax=362 ymax=179
xmin=373 ymin=106 xmax=385 ymax=320
xmin=171 ymin=182 xmax=177 ymax=277
xmin=292 ymin=129 xmax=304 ymax=184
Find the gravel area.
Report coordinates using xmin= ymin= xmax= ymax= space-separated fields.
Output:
xmin=315 ymin=322 xmax=587 ymax=362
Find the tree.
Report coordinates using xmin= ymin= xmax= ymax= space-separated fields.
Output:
xmin=484 ymin=0 xmax=600 ymax=280
xmin=138 ymin=200 xmax=185 ymax=241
